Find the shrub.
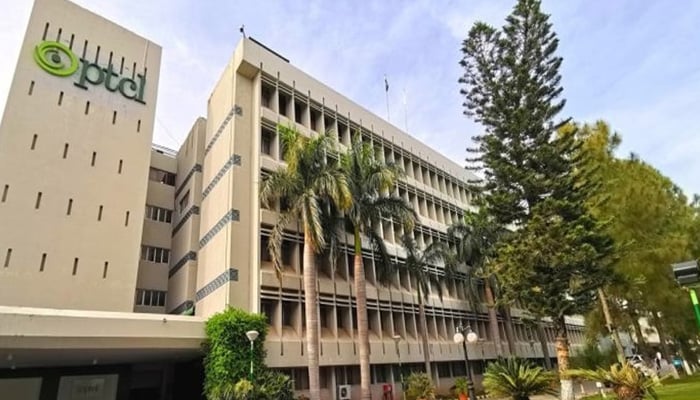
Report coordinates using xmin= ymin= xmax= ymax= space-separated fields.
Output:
xmin=233 ymin=379 xmax=254 ymax=400
xmin=483 ymin=357 xmax=557 ymax=400
xmin=568 ymin=362 xmax=660 ymax=400
xmin=204 ymin=308 xmax=268 ymax=399
xmin=405 ymin=372 xmax=436 ymax=400
xmin=570 ymin=342 xmax=618 ymax=370
xmin=453 ymin=376 xmax=469 ymax=395
xmin=255 ymin=370 xmax=294 ymax=400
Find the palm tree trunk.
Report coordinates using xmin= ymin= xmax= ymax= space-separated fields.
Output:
xmin=303 ymin=229 xmax=321 ymax=400
xmin=353 ymin=231 xmax=372 ymax=400
xmin=555 ymin=316 xmax=574 ymax=400
xmin=598 ymin=288 xmax=625 ymax=363
xmin=502 ymin=306 xmax=517 ymax=356
xmin=417 ymin=287 xmax=431 ymax=376
xmin=484 ymin=281 xmax=503 ymax=356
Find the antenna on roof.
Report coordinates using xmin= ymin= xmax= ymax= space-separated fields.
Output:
xmin=239 ymin=25 xmax=246 ymax=38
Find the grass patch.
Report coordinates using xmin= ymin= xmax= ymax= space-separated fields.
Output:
xmin=580 ymin=374 xmax=700 ymax=400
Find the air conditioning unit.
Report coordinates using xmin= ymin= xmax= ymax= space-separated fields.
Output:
xmin=338 ymin=384 xmax=351 ymax=400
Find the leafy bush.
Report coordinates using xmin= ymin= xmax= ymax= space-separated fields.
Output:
xmin=233 ymin=379 xmax=254 ymax=400
xmin=568 ymin=362 xmax=660 ymax=400
xmin=255 ymin=370 xmax=294 ymax=400
xmin=204 ymin=308 xmax=269 ymax=399
xmin=570 ymin=342 xmax=618 ymax=370
xmin=483 ymin=357 xmax=557 ymax=400
xmin=405 ymin=372 xmax=436 ymax=400
xmin=453 ymin=377 xmax=469 ymax=395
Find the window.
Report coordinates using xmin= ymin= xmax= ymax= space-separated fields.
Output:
xmin=260 ymin=298 xmax=276 ymax=326
xmin=135 ymin=289 xmax=167 ymax=307
xmin=278 ymin=91 xmax=291 ymax=117
xmin=261 ymin=127 xmax=274 ymax=156
xmin=148 ymin=167 xmax=176 ymax=186
xmin=145 ymin=205 xmax=173 ymax=223
xmin=178 ymin=190 xmax=190 ymax=213
xmin=261 ymin=82 xmax=274 ymax=109
xmin=141 ymin=245 xmax=170 ymax=264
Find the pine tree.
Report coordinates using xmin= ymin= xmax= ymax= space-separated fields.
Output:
xmin=459 ymin=1 xmax=613 ymax=398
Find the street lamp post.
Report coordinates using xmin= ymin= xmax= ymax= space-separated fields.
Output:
xmin=393 ymin=335 xmax=406 ymax=400
xmin=246 ymin=330 xmax=259 ymax=382
xmin=453 ymin=323 xmax=478 ymax=400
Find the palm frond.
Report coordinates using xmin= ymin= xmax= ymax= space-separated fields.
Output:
xmin=268 ymin=210 xmax=295 ymax=282
xmin=483 ymin=357 xmax=557 ymax=399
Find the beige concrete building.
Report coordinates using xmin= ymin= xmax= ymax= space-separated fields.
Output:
xmin=0 ymin=1 xmax=586 ymax=399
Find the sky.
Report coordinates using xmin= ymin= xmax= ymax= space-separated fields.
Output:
xmin=1 ymin=1 xmax=699 ymax=195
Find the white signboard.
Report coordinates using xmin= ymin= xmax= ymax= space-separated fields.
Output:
xmin=57 ymin=374 xmax=118 ymax=400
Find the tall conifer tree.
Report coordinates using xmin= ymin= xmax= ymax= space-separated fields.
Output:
xmin=459 ymin=1 xmax=613 ymax=398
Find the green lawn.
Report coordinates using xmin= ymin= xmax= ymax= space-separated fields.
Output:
xmin=581 ymin=374 xmax=700 ymax=400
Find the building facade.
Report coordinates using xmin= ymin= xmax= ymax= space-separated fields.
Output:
xmin=0 ymin=1 xmax=586 ymax=399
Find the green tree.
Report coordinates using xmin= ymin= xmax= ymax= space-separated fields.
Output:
xmin=340 ymin=134 xmax=415 ymax=400
xmin=459 ymin=1 xmax=614 ymax=398
xmin=573 ymin=121 xmax=699 ymax=359
xmin=572 ymin=121 xmax=698 ymax=357
xmin=260 ymin=125 xmax=351 ymax=400
xmin=446 ymin=210 xmax=515 ymax=356
xmin=398 ymin=235 xmax=447 ymax=375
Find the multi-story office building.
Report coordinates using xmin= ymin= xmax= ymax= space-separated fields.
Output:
xmin=0 ymin=0 xmax=586 ymax=399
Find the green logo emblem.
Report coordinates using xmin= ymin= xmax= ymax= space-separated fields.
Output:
xmin=33 ymin=41 xmax=79 ymax=76
xmin=33 ymin=40 xmax=146 ymax=104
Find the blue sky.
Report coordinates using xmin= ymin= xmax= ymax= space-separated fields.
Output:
xmin=1 ymin=1 xmax=699 ymax=195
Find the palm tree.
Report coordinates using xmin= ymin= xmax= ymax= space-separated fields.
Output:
xmin=260 ymin=125 xmax=351 ymax=400
xmin=399 ymin=234 xmax=448 ymax=376
xmin=446 ymin=211 xmax=516 ymax=356
xmin=340 ymin=134 xmax=415 ymax=400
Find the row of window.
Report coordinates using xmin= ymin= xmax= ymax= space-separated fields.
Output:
xmin=259 ymin=295 xmax=586 ymax=348
xmin=2 ymin=248 xmax=109 ymax=277
xmin=261 ymin=138 xmax=467 ymax=229
xmin=260 ymin=80 xmax=470 ymax=203
xmin=135 ymin=289 xmax=166 ymax=307
xmin=140 ymin=245 xmax=170 ymax=264
xmin=260 ymin=235 xmax=478 ymax=302
xmin=145 ymin=204 xmax=173 ymax=223
xmin=28 ymin=80 xmax=141 ymax=131
xmin=274 ymin=358 xmax=551 ymax=390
